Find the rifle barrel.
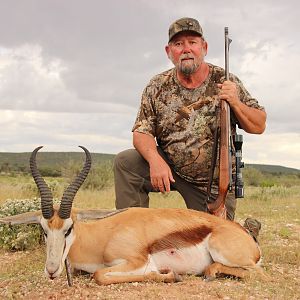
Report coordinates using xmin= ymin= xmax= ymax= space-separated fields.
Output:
xmin=225 ymin=27 xmax=230 ymax=80
xmin=224 ymin=27 xmax=232 ymax=191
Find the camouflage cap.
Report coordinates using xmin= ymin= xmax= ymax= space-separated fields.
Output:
xmin=168 ymin=17 xmax=203 ymax=42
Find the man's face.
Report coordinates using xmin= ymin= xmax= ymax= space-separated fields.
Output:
xmin=166 ymin=32 xmax=207 ymax=76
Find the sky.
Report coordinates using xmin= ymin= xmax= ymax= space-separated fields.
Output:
xmin=0 ymin=0 xmax=299 ymax=169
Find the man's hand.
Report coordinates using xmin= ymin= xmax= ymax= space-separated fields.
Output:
xmin=218 ymin=81 xmax=239 ymax=108
xmin=149 ymin=155 xmax=175 ymax=193
xmin=217 ymin=81 xmax=266 ymax=134
xmin=133 ymin=131 xmax=176 ymax=193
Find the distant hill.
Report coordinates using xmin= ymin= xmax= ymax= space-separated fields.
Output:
xmin=0 ymin=152 xmax=115 ymax=174
xmin=0 ymin=152 xmax=299 ymax=175
xmin=245 ymin=163 xmax=300 ymax=175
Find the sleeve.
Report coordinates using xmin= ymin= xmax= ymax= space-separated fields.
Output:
xmin=132 ymin=82 xmax=158 ymax=137
xmin=230 ymin=74 xmax=265 ymax=127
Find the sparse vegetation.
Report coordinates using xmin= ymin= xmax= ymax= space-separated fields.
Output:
xmin=0 ymin=157 xmax=299 ymax=299
xmin=0 ymin=198 xmax=61 ymax=250
xmin=0 ymin=151 xmax=115 ymax=175
xmin=61 ymin=159 xmax=114 ymax=191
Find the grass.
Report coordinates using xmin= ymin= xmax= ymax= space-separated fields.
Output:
xmin=0 ymin=175 xmax=300 ymax=299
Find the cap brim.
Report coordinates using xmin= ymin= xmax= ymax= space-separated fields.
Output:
xmin=169 ymin=30 xmax=203 ymax=42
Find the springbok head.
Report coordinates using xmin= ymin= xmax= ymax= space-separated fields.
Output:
xmin=30 ymin=145 xmax=91 ymax=279
xmin=0 ymin=146 xmax=123 ymax=282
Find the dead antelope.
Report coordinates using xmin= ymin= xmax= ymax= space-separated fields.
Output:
xmin=0 ymin=146 xmax=264 ymax=285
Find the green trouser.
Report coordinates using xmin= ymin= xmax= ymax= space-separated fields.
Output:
xmin=114 ymin=148 xmax=237 ymax=220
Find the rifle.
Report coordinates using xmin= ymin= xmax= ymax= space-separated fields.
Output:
xmin=207 ymin=27 xmax=233 ymax=218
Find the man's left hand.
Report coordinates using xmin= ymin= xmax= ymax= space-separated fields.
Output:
xmin=218 ymin=81 xmax=239 ymax=108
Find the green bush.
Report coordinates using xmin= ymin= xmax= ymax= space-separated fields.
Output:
xmin=39 ymin=167 xmax=61 ymax=177
xmin=244 ymin=167 xmax=300 ymax=188
xmin=260 ymin=179 xmax=276 ymax=188
xmin=83 ymin=160 xmax=114 ymax=190
xmin=243 ymin=167 xmax=264 ymax=186
xmin=61 ymin=159 xmax=114 ymax=191
xmin=0 ymin=198 xmax=59 ymax=251
xmin=21 ymin=178 xmax=64 ymax=198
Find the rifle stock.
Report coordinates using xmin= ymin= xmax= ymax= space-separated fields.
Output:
xmin=207 ymin=27 xmax=232 ymax=218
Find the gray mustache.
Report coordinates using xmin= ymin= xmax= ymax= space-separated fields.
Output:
xmin=180 ymin=55 xmax=194 ymax=61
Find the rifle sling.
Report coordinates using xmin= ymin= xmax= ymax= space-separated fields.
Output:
xmin=206 ymin=126 xmax=220 ymax=202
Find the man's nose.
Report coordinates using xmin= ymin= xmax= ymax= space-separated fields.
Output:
xmin=182 ymin=42 xmax=191 ymax=53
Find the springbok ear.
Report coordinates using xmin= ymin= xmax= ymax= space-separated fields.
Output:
xmin=0 ymin=211 xmax=42 ymax=225
xmin=75 ymin=208 xmax=128 ymax=221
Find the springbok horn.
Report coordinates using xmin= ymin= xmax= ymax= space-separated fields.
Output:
xmin=30 ymin=146 xmax=54 ymax=219
xmin=58 ymin=146 xmax=91 ymax=219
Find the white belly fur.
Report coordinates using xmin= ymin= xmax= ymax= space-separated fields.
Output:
xmin=150 ymin=236 xmax=212 ymax=275
xmin=73 ymin=238 xmax=213 ymax=276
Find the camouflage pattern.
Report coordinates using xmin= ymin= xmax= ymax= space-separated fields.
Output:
xmin=133 ymin=63 xmax=265 ymax=194
xmin=243 ymin=217 xmax=262 ymax=241
xmin=168 ymin=17 xmax=203 ymax=42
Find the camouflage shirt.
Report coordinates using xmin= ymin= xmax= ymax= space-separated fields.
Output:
xmin=133 ymin=63 xmax=264 ymax=192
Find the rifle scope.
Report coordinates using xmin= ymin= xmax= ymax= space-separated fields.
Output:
xmin=234 ymin=133 xmax=244 ymax=198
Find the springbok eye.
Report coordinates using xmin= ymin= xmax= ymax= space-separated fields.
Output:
xmin=43 ymin=231 xmax=48 ymax=238
xmin=65 ymin=225 xmax=74 ymax=238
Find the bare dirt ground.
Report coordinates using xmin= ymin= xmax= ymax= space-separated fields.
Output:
xmin=0 ymin=245 xmax=299 ymax=300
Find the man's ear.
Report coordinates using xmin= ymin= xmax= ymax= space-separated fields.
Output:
xmin=165 ymin=45 xmax=171 ymax=58
xmin=202 ymin=40 xmax=208 ymax=56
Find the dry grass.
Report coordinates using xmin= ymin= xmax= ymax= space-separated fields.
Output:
xmin=0 ymin=177 xmax=300 ymax=299
xmin=0 ymin=176 xmax=33 ymax=205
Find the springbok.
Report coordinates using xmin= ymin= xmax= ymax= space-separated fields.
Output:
xmin=0 ymin=146 xmax=265 ymax=285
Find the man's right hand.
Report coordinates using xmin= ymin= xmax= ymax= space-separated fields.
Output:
xmin=133 ymin=131 xmax=175 ymax=193
xmin=149 ymin=155 xmax=175 ymax=193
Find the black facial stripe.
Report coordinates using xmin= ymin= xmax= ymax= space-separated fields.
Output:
xmin=65 ymin=224 xmax=74 ymax=238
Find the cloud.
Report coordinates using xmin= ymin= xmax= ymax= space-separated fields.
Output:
xmin=0 ymin=43 xmax=139 ymax=113
xmin=237 ymin=40 xmax=300 ymax=134
xmin=0 ymin=44 xmax=72 ymax=111
xmin=243 ymin=132 xmax=300 ymax=169
xmin=0 ymin=0 xmax=299 ymax=170
xmin=0 ymin=110 xmax=133 ymax=153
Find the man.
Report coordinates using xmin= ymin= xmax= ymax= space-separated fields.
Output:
xmin=114 ymin=17 xmax=266 ymax=221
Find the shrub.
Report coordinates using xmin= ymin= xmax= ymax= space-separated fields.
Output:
xmin=0 ymin=198 xmax=59 ymax=251
xmin=61 ymin=160 xmax=114 ymax=191
xmin=21 ymin=179 xmax=63 ymax=198
xmin=83 ymin=161 xmax=114 ymax=190
xmin=39 ymin=167 xmax=61 ymax=177
xmin=260 ymin=179 xmax=276 ymax=188
xmin=243 ymin=167 xmax=264 ymax=186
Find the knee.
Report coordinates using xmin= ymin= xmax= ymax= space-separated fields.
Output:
xmin=114 ymin=149 xmax=134 ymax=170
xmin=93 ymin=270 xmax=110 ymax=285
xmin=114 ymin=149 xmax=145 ymax=172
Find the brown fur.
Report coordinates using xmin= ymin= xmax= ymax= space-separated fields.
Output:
xmin=48 ymin=211 xmax=64 ymax=229
xmin=149 ymin=225 xmax=212 ymax=253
